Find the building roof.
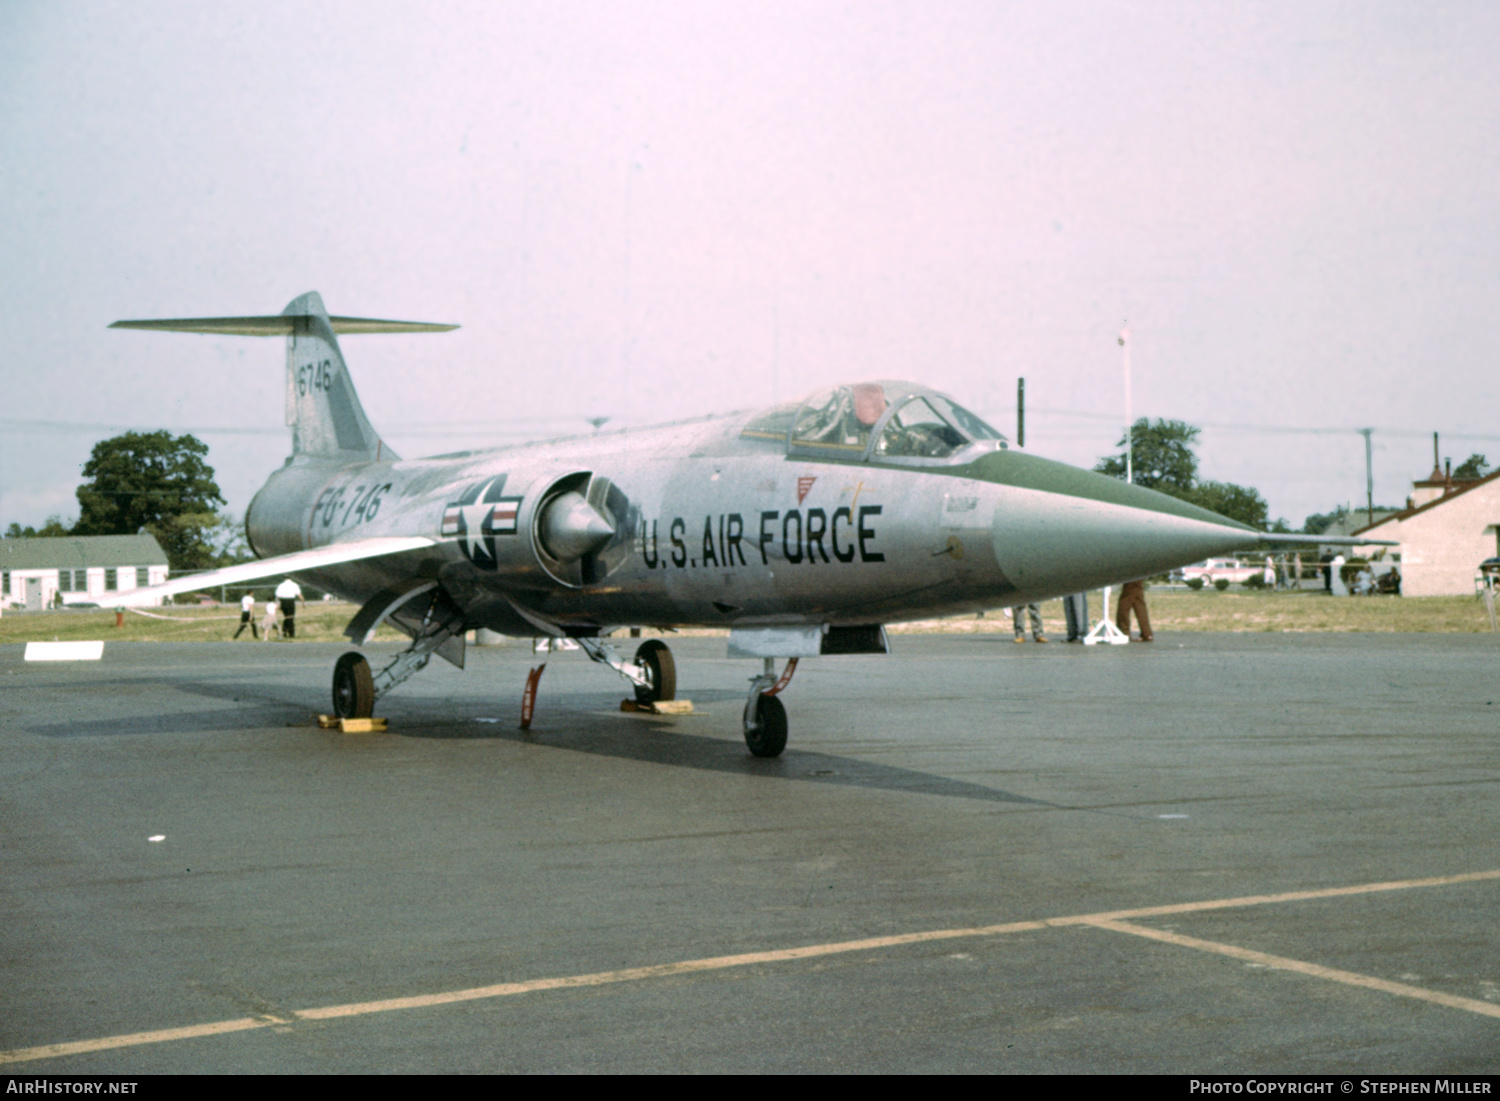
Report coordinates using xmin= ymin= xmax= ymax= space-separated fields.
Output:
xmin=1352 ymin=466 xmax=1500 ymax=536
xmin=1320 ymin=509 xmax=1402 ymax=540
xmin=0 ymin=534 xmax=169 ymax=570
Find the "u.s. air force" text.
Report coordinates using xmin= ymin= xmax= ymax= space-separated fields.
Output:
xmin=640 ymin=507 xmax=883 ymax=569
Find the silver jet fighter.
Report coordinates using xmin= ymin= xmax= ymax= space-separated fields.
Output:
xmin=113 ymin=292 xmax=1337 ymax=757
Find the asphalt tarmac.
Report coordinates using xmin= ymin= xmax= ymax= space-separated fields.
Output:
xmin=2 ymin=631 xmax=1497 ymax=1073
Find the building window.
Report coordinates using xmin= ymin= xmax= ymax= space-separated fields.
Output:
xmin=137 ymin=566 xmax=149 ymax=588
xmin=2 ymin=571 xmax=8 ymax=596
xmin=75 ymin=569 xmax=87 ymax=591
xmin=59 ymin=570 xmax=72 ymax=593
xmin=105 ymin=568 xmax=117 ymax=591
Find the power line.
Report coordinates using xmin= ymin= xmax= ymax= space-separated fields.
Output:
xmin=1007 ymin=408 xmax=1500 ymax=442
xmin=7 ymin=411 xmax=1500 ymax=444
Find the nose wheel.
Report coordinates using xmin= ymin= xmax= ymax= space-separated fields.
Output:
xmin=744 ymin=693 xmax=787 ymax=758
xmin=742 ymin=657 xmax=796 ymax=758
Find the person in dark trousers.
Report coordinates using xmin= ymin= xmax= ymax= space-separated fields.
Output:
xmin=274 ymin=578 xmax=303 ymax=639
xmin=1116 ymin=579 xmax=1153 ymax=641
xmin=1063 ymin=592 xmax=1089 ymax=641
xmin=232 ymin=591 xmax=258 ymax=639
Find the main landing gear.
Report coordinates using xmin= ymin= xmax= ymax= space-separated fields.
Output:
xmin=332 ymin=652 xmax=376 ymax=718
xmin=743 ymin=658 xmax=797 ymax=758
xmin=573 ymin=636 xmax=677 ymax=704
xmin=330 ymin=587 xmax=467 ymax=719
xmin=330 ymin=616 xmax=798 ymax=761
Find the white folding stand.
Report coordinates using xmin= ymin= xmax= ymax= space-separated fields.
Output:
xmin=1083 ymin=585 xmax=1130 ymax=646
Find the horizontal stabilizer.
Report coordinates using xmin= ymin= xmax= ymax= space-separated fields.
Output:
xmin=112 ymin=536 xmax=437 ymax=607
xmin=110 ymin=315 xmax=458 ymax=336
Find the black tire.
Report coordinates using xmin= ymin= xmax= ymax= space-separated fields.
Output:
xmin=632 ymin=640 xmax=676 ymax=703
xmin=332 ymin=652 xmax=375 ymax=719
xmin=745 ymin=693 xmax=788 ymax=758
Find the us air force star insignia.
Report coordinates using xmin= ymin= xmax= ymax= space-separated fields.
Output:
xmin=461 ymin=481 xmax=497 ymax=561
xmin=441 ymin=476 xmax=519 ymax=570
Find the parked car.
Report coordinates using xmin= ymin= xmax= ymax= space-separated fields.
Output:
xmin=1173 ymin=558 xmax=1263 ymax=586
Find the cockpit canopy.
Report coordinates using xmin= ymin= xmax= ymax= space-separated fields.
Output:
xmin=741 ymin=380 xmax=1006 ymax=461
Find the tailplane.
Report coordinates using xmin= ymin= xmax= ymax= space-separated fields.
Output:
xmin=110 ymin=292 xmax=458 ymax=461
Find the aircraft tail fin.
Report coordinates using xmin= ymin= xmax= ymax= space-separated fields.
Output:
xmin=110 ymin=292 xmax=459 ymax=461
xmin=279 ymin=291 xmax=391 ymax=460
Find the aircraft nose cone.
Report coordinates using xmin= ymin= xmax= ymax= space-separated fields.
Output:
xmin=539 ymin=491 xmax=616 ymax=561
xmin=985 ymin=456 xmax=1261 ymax=600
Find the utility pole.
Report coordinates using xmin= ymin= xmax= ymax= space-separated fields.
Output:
xmin=1357 ymin=428 xmax=1374 ymax=527
xmin=1016 ymin=377 xmax=1025 ymax=448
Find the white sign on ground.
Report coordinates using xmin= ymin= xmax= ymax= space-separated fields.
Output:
xmin=23 ymin=641 xmax=104 ymax=661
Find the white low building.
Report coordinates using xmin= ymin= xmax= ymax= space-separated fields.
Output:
xmin=1 ymin=535 xmax=171 ymax=610
xmin=1354 ymin=469 xmax=1500 ymax=597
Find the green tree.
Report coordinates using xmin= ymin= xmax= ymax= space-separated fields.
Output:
xmin=1454 ymin=453 xmax=1490 ymax=479
xmin=1185 ymin=480 xmax=1269 ymax=530
xmin=1094 ymin=418 xmax=1200 ymax=493
xmin=74 ymin=431 xmax=225 ymax=570
xmin=1301 ymin=505 xmax=1348 ymax=535
xmin=1095 ymin=418 xmax=1278 ymax=529
xmin=207 ymin=513 xmax=254 ymax=568
xmin=5 ymin=516 xmax=71 ymax=538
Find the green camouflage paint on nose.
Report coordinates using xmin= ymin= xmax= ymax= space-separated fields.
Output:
xmin=939 ymin=448 xmax=1256 ymax=531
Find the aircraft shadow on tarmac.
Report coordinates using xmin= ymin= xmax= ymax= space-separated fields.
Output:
xmin=28 ymin=680 xmax=1055 ymax=809
xmin=390 ymin=690 xmax=1056 ymax=808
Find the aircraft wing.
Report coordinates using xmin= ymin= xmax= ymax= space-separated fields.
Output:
xmin=112 ymin=536 xmax=438 ymax=607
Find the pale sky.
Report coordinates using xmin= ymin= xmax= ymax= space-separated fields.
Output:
xmin=3 ymin=1 xmax=1498 ymax=530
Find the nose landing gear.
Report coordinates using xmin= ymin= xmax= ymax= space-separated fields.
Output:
xmin=743 ymin=657 xmax=797 ymax=758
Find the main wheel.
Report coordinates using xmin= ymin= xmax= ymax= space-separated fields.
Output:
xmin=332 ymin=652 xmax=375 ymax=719
xmin=745 ymin=693 xmax=788 ymax=758
xmin=632 ymin=639 xmax=676 ymax=704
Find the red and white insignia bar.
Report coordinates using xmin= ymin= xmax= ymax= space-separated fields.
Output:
xmin=489 ymin=500 xmax=520 ymax=534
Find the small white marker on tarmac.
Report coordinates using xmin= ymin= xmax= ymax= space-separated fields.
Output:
xmin=24 ymin=641 xmax=105 ymax=661
xmin=148 ymin=835 xmax=165 ymax=842
xmin=1157 ymin=814 xmax=1189 ymax=819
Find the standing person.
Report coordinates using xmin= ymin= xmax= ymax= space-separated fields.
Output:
xmin=1292 ymin=553 xmax=1303 ymax=590
xmin=275 ymin=577 xmax=303 ymax=639
xmin=1330 ymin=554 xmax=1348 ymax=597
xmin=260 ymin=600 xmax=279 ymax=640
xmin=1116 ymin=579 xmax=1153 ymax=641
xmin=232 ymin=591 xmax=259 ymax=639
xmin=1062 ymin=592 xmax=1090 ymax=642
xmin=1011 ymin=604 xmax=1047 ymax=643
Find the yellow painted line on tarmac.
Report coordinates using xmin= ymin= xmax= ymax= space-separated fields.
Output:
xmin=1042 ymin=867 xmax=1500 ymax=926
xmin=4 ymin=868 xmax=1498 ymax=1065
xmin=1084 ymin=918 xmax=1500 ymax=1020
xmin=0 ymin=921 xmax=1046 ymax=1065
xmin=295 ymin=919 xmax=1047 ymax=1021
xmin=0 ymin=1016 xmax=285 ymax=1065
